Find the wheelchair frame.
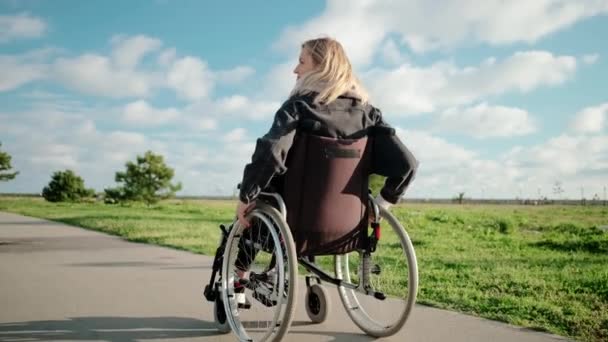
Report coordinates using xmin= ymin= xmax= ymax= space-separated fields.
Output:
xmin=203 ymin=190 xmax=418 ymax=341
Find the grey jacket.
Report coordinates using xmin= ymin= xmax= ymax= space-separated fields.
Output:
xmin=239 ymin=92 xmax=418 ymax=204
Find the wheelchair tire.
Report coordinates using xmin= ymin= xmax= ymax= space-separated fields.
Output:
xmin=305 ymin=283 xmax=330 ymax=323
xmin=221 ymin=202 xmax=298 ymax=342
xmin=335 ymin=206 xmax=418 ymax=337
xmin=213 ymin=297 xmax=230 ymax=333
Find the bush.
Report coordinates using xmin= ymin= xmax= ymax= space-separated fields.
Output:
xmin=42 ymin=170 xmax=95 ymax=202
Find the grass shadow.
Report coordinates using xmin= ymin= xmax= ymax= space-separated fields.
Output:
xmin=531 ymin=239 xmax=608 ymax=254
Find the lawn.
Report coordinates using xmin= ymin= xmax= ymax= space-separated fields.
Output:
xmin=1 ymin=197 xmax=607 ymax=341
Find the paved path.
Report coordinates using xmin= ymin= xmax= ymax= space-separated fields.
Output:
xmin=0 ymin=212 xmax=571 ymax=342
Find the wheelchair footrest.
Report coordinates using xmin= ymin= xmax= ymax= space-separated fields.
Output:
xmin=203 ymin=284 xmax=216 ymax=302
xmin=253 ymin=290 xmax=277 ymax=307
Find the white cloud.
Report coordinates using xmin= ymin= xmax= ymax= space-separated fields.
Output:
xmin=0 ymin=103 xmax=254 ymax=196
xmin=214 ymin=95 xmax=281 ymax=120
xmin=448 ymin=51 xmax=577 ymax=94
xmin=123 ymin=100 xmax=180 ymax=126
xmin=396 ymin=127 xmax=608 ymax=199
xmin=179 ymin=105 xmax=218 ymax=132
xmin=504 ymin=134 xmax=608 ymax=182
xmin=262 ymin=61 xmax=298 ymax=101
xmin=193 ymin=118 xmax=218 ymax=131
xmin=0 ymin=36 xmax=165 ymax=97
xmin=396 ymin=128 xmax=515 ymax=198
xmin=3 ymin=101 xmax=607 ymax=199
xmin=53 ymin=54 xmax=159 ymax=98
xmin=582 ymin=53 xmax=600 ymax=64
xmin=363 ymin=50 xmax=577 ymax=115
xmin=381 ymin=38 xmax=406 ymax=65
xmin=158 ymin=48 xmax=177 ymax=66
xmin=167 ymin=56 xmax=214 ymax=101
xmin=438 ymin=103 xmax=537 ymax=138
xmin=29 ymin=143 xmax=80 ymax=170
xmin=216 ymin=66 xmax=256 ymax=85
xmin=223 ymin=128 xmax=247 ymax=142
xmin=275 ymin=0 xmax=608 ymax=63
xmin=274 ymin=1 xmax=387 ymax=66
xmin=0 ymin=34 xmax=258 ymax=101
xmin=76 ymin=119 xmax=97 ymax=137
xmin=0 ymin=13 xmax=46 ymax=42
xmin=111 ymin=34 xmax=163 ymax=68
xmin=571 ymin=103 xmax=608 ymax=133
xmin=0 ymin=54 xmax=46 ymax=91
xmin=0 ymin=35 xmax=223 ymax=100
xmin=0 ymin=48 xmax=59 ymax=92
xmin=103 ymin=131 xmax=146 ymax=162
xmin=400 ymin=128 xmax=476 ymax=173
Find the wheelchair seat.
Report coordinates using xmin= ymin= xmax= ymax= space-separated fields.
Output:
xmin=280 ymin=130 xmax=372 ymax=256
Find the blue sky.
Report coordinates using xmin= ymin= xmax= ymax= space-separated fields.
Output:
xmin=1 ymin=0 xmax=607 ymax=200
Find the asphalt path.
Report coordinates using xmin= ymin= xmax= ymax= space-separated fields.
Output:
xmin=0 ymin=212 xmax=571 ymax=342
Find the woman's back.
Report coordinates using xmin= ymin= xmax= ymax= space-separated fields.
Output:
xmin=236 ymin=37 xmax=417 ymax=231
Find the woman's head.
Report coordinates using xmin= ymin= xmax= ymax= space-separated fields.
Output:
xmin=291 ymin=37 xmax=368 ymax=104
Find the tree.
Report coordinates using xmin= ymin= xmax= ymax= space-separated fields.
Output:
xmin=104 ymin=151 xmax=182 ymax=204
xmin=456 ymin=192 xmax=465 ymax=204
xmin=0 ymin=142 xmax=19 ymax=182
xmin=42 ymin=170 xmax=95 ymax=202
xmin=553 ymin=181 xmax=564 ymax=200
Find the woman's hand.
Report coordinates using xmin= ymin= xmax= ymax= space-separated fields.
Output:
xmin=236 ymin=200 xmax=255 ymax=228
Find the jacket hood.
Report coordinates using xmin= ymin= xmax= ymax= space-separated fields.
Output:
xmin=292 ymin=79 xmax=365 ymax=101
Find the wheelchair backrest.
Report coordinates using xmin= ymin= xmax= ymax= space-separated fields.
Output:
xmin=282 ymin=130 xmax=371 ymax=256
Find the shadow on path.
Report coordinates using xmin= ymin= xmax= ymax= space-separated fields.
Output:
xmin=0 ymin=316 xmax=224 ymax=342
xmin=289 ymin=321 xmax=376 ymax=341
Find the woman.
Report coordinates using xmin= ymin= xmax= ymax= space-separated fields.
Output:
xmin=236 ymin=37 xmax=418 ymax=227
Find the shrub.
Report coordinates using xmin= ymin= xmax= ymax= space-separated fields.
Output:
xmin=42 ymin=170 xmax=95 ymax=202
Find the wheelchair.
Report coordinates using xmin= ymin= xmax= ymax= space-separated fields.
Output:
xmin=203 ymin=130 xmax=418 ymax=342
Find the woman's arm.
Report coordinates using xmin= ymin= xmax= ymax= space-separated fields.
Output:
xmin=370 ymin=106 xmax=419 ymax=205
xmin=238 ymin=99 xmax=301 ymax=204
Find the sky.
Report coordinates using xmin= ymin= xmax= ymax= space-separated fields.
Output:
xmin=1 ymin=0 xmax=607 ymax=200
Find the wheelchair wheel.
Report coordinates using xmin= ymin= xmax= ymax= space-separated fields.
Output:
xmin=335 ymin=206 xmax=418 ymax=337
xmin=213 ymin=297 xmax=230 ymax=333
xmin=221 ymin=202 xmax=298 ymax=342
xmin=305 ymin=283 xmax=330 ymax=323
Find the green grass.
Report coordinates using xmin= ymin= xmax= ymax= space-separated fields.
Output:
xmin=1 ymin=197 xmax=607 ymax=341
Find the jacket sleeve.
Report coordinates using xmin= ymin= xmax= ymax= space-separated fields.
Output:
xmin=239 ymin=99 xmax=300 ymax=203
xmin=370 ymin=106 xmax=419 ymax=204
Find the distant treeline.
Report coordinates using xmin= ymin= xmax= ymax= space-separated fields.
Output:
xmin=2 ymin=193 xmax=606 ymax=206
xmin=402 ymin=198 xmax=608 ymax=206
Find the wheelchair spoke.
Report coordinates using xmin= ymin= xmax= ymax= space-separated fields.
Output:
xmin=220 ymin=204 xmax=298 ymax=342
xmin=335 ymin=206 xmax=418 ymax=338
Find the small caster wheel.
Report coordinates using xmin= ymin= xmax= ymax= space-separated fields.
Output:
xmin=305 ymin=283 xmax=330 ymax=323
xmin=214 ymin=298 xmax=230 ymax=333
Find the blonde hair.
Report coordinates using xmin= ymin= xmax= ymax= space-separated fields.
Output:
xmin=290 ymin=37 xmax=368 ymax=104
